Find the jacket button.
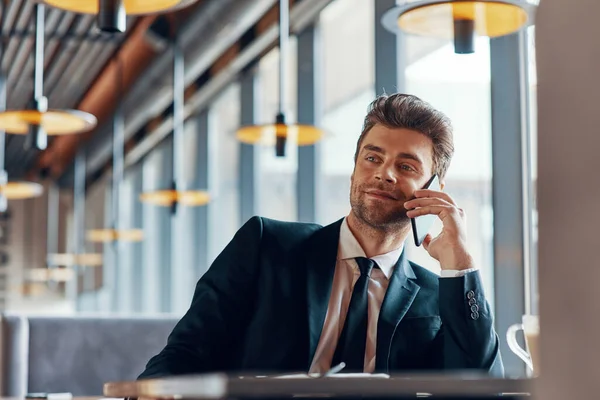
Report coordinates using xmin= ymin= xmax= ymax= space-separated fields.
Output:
xmin=470 ymin=304 xmax=479 ymax=313
xmin=467 ymin=290 xmax=475 ymax=300
xmin=468 ymin=298 xmax=477 ymax=306
xmin=470 ymin=311 xmax=480 ymax=320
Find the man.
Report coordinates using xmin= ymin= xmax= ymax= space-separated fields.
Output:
xmin=139 ymin=93 xmax=503 ymax=378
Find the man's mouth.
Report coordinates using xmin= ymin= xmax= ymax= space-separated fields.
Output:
xmin=365 ymin=190 xmax=398 ymax=200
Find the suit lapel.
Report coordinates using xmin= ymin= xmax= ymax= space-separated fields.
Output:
xmin=306 ymin=218 xmax=343 ymax=367
xmin=375 ymin=249 xmax=420 ymax=372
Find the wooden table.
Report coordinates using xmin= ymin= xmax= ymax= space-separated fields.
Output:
xmin=104 ymin=373 xmax=533 ymax=399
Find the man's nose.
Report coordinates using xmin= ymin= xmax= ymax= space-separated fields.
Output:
xmin=375 ymin=164 xmax=397 ymax=184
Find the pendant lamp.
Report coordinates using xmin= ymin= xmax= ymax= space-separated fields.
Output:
xmin=381 ymin=0 xmax=538 ymax=54
xmin=18 ymin=266 xmax=77 ymax=297
xmin=46 ymin=253 xmax=104 ymax=267
xmin=87 ymin=59 xmax=144 ymax=243
xmin=0 ymin=8 xmax=43 ymax=206
xmin=0 ymin=171 xmax=44 ymax=211
xmin=13 ymin=282 xmax=48 ymax=297
xmin=42 ymin=0 xmax=198 ymax=33
xmin=235 ymin=0 xmax=323 ymax=157
xmin=47 ymin=150 xmax=103 ymax=268
xmin=139 ymin=25 xmax=210 ymax=211
xmin=0 ymin=78 xmax=43 ymax=208
xmin=27 ymin=267 xmax=75 ymax=282
xmin=0 ymin=3 xmax=97 ymax=151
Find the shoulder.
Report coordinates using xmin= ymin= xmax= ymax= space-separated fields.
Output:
xmin=241 ymin=215 xmax=323 ymax=246
xmin=260 ymin=216 xmax=322 ymax=233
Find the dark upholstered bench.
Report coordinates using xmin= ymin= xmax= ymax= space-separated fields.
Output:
xmin=0 ymin=314 xmax=178 ymax=396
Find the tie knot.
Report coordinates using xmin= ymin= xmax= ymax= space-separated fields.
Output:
xmin=355 ymin=257 xmax=376 ymax=278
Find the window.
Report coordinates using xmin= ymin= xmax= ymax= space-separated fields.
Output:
xmin=141 ymin=138 xmax=173 ymax=313
xmin=171 ymin=117 xmax=214 ymax=314
xmin=80 ymin=175 xmax=108 ymax=311
xmin=318 ymin=0 xmax=375 ymax=225
xmin=114 ymin=167 xmax=141 ymax=313
xmin=257 ymin=40 xmax=298 ymax=222
xmin=405 ymin=37 xmax=495 ymax=302
xmin=526 ymin=26 xmax=538 ymax=314
xmin=209 ymin=83 xmax=241 ymax=262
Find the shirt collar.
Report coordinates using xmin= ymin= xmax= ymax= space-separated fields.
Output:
xmin=338 ymin=217 xmax=404 ymax=279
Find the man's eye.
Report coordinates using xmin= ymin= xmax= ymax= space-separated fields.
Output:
xmin=400 ymin=164 xmax=414 ymax=171
xmin=366 ymin=156 xmax=377 ymax=162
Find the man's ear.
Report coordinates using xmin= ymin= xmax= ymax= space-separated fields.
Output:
xmin=439 ymin=179 xmax=445 ymax=191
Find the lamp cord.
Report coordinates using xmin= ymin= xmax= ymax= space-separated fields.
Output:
xmin=278 ymin=0 xmax=289 ymax=118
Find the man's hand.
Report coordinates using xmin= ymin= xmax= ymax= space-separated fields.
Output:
xmin=404 ymin=189 xmax=474 ymax=271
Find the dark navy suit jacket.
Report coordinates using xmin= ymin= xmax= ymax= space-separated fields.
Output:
xmin=139 ymin=216 xmax=503 ymax=378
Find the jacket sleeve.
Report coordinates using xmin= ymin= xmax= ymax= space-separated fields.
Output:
xmin=437 ymin=271 xmax=504 ymax=376
xmin=138 ymin=216 xmax=264 ymax=379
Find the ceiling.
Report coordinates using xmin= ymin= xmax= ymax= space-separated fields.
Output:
xmin=0 ymin=0 xmax=136 ymax=179
xmin=1 ymin=0 xmax=428 ymax=192
xmin=0 ymin=0 xmax=449 ymax=190
xmin=51 ymin=0 xmax=282 ymax=188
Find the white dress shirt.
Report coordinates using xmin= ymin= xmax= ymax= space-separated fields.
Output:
xmin=308 ymin=218 xmax=476 ymax=374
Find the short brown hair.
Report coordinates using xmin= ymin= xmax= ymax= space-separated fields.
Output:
xmin=354 ymin=93 xmax=454 ymax=180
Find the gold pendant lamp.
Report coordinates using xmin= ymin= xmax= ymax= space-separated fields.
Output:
xmin=87 ymin=58 xmax=144 ymax=243
xmin=0 ymin=146 xmax=44 ymax=209
xmin=381 ymin=0 xmax=538 ymax=54
xmin=0 ymin=36 xmax=43 ymax=207
xmin=42 ymin=0 xmax=199 ymax=33
xmin=139 ymin=23 xmax=210 ymax=210
xmin=235 ymin=0 xmax=324 ymax=157
xmin=0 ymin=4 xmax=97 ymax=151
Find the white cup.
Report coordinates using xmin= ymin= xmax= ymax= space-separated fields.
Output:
xmin=506 ymin=315 xmax=539 ymax=375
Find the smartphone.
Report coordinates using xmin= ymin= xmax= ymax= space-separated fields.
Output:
xmin=410 ymin=174 xmax=440 ymax=247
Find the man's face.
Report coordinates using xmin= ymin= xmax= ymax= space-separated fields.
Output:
xmin=350 ymin=124 xmax=436 ymax=231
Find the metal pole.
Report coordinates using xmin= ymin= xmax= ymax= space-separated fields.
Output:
xmin=275 ymin=0 xmax=290 ymax=156
xmin=33 ymin=3 xmax=44 ymax=101
xmin=278 ymin=0 xmax=289 ymax=116
xmin=296 ymin=22 xmax=321 ymax=223
xmin=0 ymin=3 xmax=8 ymax=211
xmin=74 ymin=150 xmax=85 ymax=264
xmin=69 ymin=148 xmax=86 ymax=308
xmin=112 ymin=59 xmax=125 ymax=233
xmin=490 ymin=33 xmax=527 ymax=377
xmin=28 ymin=2 xmax=47 ymax=150
xmin=131 ymin=165 xmax=144 ymax=312
xmin=517 ymin=30 xmax=536 ymax=316
xmin=0 ymin=75 xmax=7 ymax=213
xmin=240 ymin=71 xmax=259 ymax=223
xmin=375 ymin=0 xmax=406 ymax=95
xmin=172 ymin=29 xmax=185 ymax=196
xmin=46 ymin=184 xmax=59 ymax=256
xmin=0 ymin=10 xmax=5 ymax=308
xmin=0 ymin=76 xmax=5 ymax=174
xmin=108 ymin=58 xmax=125 ymax=311
xmin=46 ymin=182 xmax=59 ymax=291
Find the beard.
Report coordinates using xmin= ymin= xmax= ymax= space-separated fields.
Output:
xmin=349 ymin=181 xmax=411 ymax=232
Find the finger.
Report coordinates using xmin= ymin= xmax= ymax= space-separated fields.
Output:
xmin=422 ymin=234 xmax=432 ymax=251
xmin=404 ymin=197 xmax=453 ymax=210
xmin=414 ymin=189 xmax=457 ymax=206
xmin=406 ymin=205 xmax=454 ymax=218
